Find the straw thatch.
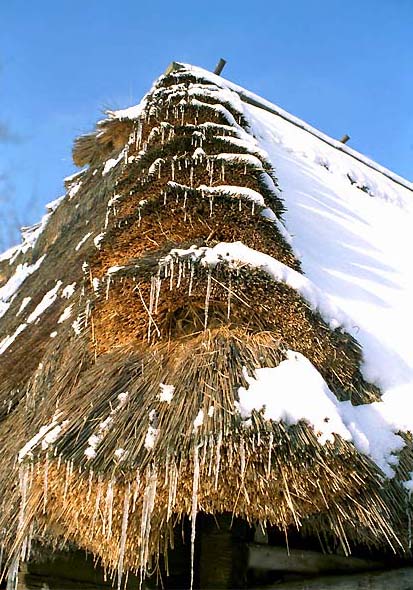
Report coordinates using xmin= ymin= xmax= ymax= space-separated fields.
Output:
xmin=0 ymin=64 xmax=411 ymax=588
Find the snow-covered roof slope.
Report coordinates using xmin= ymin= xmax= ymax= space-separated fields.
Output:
xmin=245 ymin=99 xmax=413 ymax=451
xmin=162 ymin=63 xmax=413 ymax=482
xmin=176 ymin=63 xmax=413 ymax=193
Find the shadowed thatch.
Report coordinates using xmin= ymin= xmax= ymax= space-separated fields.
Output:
xmin=0 ymin=64 xmax=412 ymax=588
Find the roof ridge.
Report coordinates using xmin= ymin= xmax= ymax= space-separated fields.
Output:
xmin=169 ymin=62 xmax=413 ymax=194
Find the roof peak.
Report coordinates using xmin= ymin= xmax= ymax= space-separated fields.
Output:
xmin=166 ymin=62 xmax=412 ymax=193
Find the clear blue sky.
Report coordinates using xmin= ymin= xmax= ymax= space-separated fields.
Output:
xmin=1 ymin=0 xmax=412 ymax=247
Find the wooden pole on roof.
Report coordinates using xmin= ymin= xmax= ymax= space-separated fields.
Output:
xmin=214 ymin=58 xmax=227 ymax=76
xmin=340 ymin=134 xmax=350 ymax=144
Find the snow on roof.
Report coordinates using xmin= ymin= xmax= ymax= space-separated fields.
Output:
xmin=2 ymin=63 xmax=412 ymax=483
xmin=159 ymin=63 xmax=413 ymax=482
xmin=175 ymin=62 xmax=413 ymax=193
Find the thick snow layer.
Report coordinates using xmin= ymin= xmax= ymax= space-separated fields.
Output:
xmin=242 ymin=100 xmax=413 ymax=481
xmin=237 ymin=352 xmax=353 ymax=446
xmin=107 ymin=99 xmax=146 ymax=121
xmin=238 ymin=351 xmax=404 ymax=476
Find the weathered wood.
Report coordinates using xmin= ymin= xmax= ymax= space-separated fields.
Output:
xmin=248 ymin=544 xmax=383 ymax=576
xmin=249 ymin=566 xmax=413 ymax=590
xmin=21 ymin=549 xmax=143 ymax=589
xmin=340 ymin=134 xmax=350 ymax=144
xmin=199 ymin=514 xmax=248 ymax=589
xmin=164 ymin=61 xmax=186 ymax=76
xmin=214 ymin=58 xmax=227 ymax=76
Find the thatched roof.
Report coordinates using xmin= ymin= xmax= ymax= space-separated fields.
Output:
xmin=0 ymin=62 xmax=412 ymax=587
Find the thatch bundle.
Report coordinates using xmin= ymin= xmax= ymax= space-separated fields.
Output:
xmin=0 ymin=330 xmax=404 ymax=581
xmin=0 ymin=64 xmax=411 ymax=587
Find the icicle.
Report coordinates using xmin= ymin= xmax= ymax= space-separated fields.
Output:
xmin=132 ymin=470 xmax=141 ymax=514
xmin=24 ymin=522 xmax=34 ymax=563
xmin=148 ymin=277 xmax=156 ymax=341
xmin=184 ymin=193 xmax=188 ymax=222
xmin=43 ymin=455 xmax=49 ymax=514
xmin=209 ymin=196 xmax=214 ymax=217
xmin=6 ymin=553 xmax=20 ymax=590
xmin=209 ymin=158 xmax=214 ymax=186
xmin=251 ymin=202 xmax=255 ymax=215
xmin=171 ymin=160 xmax=175 ymax=182
xmin=164 ymin=452 xmax=170 ymax=488
xmin=117 ymin=483 xmax=131 ymax=590
xmin=167 ymin=461 xmax=178 ymax=522
xmin=208 ymin=435 xmax=214 ymax=477
xmin=63 ymin=460 xmax=72 ymax=504
xmin=188 ymin=263 xmax=195 ymax=296
xmin=190 ymin=445 xmax=200 ymax=590
xmin=227 ymin=275 xmax=232 ymax=319
xmin=86 ymin=470 xmax=94 ymax=503
xmin=189 ymin=165 xmax=194 ymax=187
xmin=176 ymin=261 xmax=183 ymax=288
xmin=201 ymin=439 xmax=208 ymax=468
xmin=154 ymin=273 xmax=162 ymax=314
xmin=204 ymin=271 xmax=212 ymax=329
xmin=139 ymin=469 xmax=158 ymax=581
xmin=221 ymin=162 xmax=225 ymax=182
xmin=105 ymin=276 xmax=111 ymax=300
xmin=214 ymin=431 xmax=222 ymax=490
xmin=244 ymin=163 xmax=247 ymax=175
xmin=102 ymin=480 xmax=113 ymax=539
xmin=169 ymin=259 xmax=174 ymax=291
xmin=266 ymin=432 xmax=273 ymax=479
xmin=240 ymin=438 xmax=246 ymax=480
xmin=18 ymin=465 xmax=29 ymax=534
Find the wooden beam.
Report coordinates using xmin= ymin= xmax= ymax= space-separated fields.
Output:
xmin=340 ymin=134 xmax=350 ymax=144
xmin=164 ymin=61 xmax=186 ymax=76
xmin=248 ymin=544 xmax=383 ymax=576
xmin=249 ymin=567 xmax=413 ymax=590
xmin=214 ymin=58 xmax=227 ymax=76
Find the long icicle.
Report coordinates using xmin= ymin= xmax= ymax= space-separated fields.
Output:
xmin=190 ymin=444 xmax=200 ymax=590
xmin=117 ymin=483 xmax=131 ymax=590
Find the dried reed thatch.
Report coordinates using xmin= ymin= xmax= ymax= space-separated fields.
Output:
xmin=0 ymin=64 xmax=411 ymax=588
